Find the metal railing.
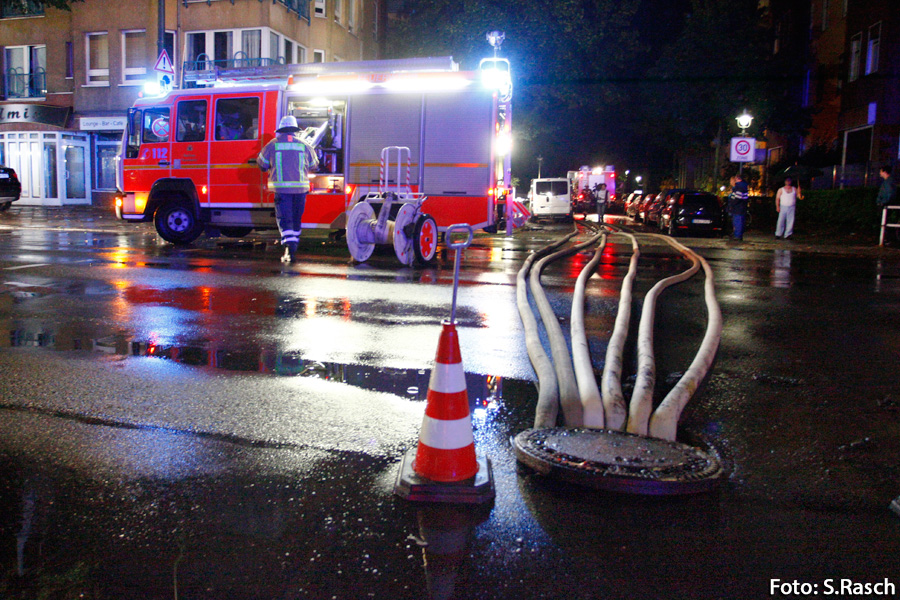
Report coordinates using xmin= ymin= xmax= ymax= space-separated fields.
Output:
xmin=4 ymin=68 xmax=46 ymax=98
xmin=182 ymin=53 xmax=287 ymax=87
xmin=879 ymin=205 xmax=900 ymax=246
xmin=182 ymin=0 xmax=308 ymax=20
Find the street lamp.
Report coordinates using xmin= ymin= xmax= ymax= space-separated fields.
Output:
xmin=735 ymin=111 xmax=754 ymax=175
xmin=736 ymin=111 xmax=753 ymax=135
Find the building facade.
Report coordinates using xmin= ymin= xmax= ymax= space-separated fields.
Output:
xmin=0 ymin=0 xmax=384 ymax=207
xmin=837 ymin=0 xmax=898 ymax=181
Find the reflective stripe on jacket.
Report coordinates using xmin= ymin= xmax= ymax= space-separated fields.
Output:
xmin=257 ymin=133 xmax=319 ymax=194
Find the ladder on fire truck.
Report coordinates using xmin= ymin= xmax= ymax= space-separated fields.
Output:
xmin=182 ymin=56 xmax=460 ymax=87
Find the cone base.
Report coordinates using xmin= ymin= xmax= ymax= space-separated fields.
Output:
xmin=394 ymin=448 xmax=495 ymax=504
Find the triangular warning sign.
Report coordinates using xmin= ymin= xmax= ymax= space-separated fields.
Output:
xmin=154 ymin=50 xmax=175 ymax=75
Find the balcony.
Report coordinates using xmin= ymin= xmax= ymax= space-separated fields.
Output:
xmin=4 ymin=68 xmax=46 ymax=99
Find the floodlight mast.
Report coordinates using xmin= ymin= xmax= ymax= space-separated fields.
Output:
xmin=486 ymin=30 xmax=505 ymax=57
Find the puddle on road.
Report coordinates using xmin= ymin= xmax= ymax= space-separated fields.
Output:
xmin=5 ymin=328 xmax=517 ymax=413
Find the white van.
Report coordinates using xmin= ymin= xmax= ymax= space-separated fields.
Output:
xmin=529 ymin=178 xmax=572 ymax=221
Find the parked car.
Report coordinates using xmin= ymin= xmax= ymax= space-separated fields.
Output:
xmin=0 ymin=166 xmax=21 ymax=211
xmin=659 ymin=190 xmax=726 ymax=236
xmin=636 ymin=192 xmax=661 ymax=223
xmin=644 ymin=190 xmax=678 ymax=228
xmin=623 ymin=191 xmax=644 ymax=219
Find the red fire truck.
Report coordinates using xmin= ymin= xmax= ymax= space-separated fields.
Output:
xmin=115 ymin=56 xmax=512 ymax=250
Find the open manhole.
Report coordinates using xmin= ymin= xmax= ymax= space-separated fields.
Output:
xmin=513 ymin=427 xmax=725 ymax=495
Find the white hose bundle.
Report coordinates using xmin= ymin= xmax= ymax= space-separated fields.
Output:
xmin=570 ymin=234 xmax=607 ymax=427
xmin=516 ymin=230 xmax=577 ymax=428
xmin=529 ymin=233 xmax=603 ymax=427
xmin=627 ymin=236 xmax=701 ymax=436
xmin=600 ymin=232 xmax=640 ymax=431
xmin=649 ymin=239 xmax=722 ymax=440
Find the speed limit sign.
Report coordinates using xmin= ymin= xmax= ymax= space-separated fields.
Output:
xmin=730 ymin=137 xmax=756 ymax=163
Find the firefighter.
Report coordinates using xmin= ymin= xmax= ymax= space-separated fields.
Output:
xmin=257 ymin=115 xmax=320 ymax=263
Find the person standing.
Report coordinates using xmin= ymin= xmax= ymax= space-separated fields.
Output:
xmin=877 ymin=165 xmax=896 ymax=208
xmin=257 ymin=115 xmax=319 ymax=263
xmin=594 ymin=183 xmax=609 ymax=221
xmin=728 ymin=173 xmax=750 ymax=240
xmin=775 ymin=176 xmax=802 ymax=239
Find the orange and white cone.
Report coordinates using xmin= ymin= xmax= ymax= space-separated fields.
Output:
xmin=413 ymin=321 xmax=478 ymax=482
xmin=394 ymin=320 xmax=495 ymax=503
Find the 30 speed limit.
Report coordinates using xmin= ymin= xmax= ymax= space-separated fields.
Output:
xmin=730 ymin=137 xmax=756 ymax=163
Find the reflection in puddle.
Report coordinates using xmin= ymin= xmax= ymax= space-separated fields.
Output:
xmin=5 ymin=329 xmax=507 ymax=411
xmin=771 ymin=250 xmax=792 ymax=288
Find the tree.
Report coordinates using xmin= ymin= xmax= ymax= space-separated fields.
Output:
xmin=388 ymin=0 xmax=645 ymax=181
xmin=3 ymin=0 xmax=84 ymax=11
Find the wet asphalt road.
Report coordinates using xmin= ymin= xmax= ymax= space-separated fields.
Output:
xmin=1 ymin=206 xmax=900 ymax=600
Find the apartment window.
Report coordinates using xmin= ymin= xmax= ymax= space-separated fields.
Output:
xmin=334 ymin=0 xmax=341 ymax=23
xmin=0 ymin=0 xmax=43 ymax=17
xmin=848 ymin=32 xmax=861 ymax=82
xmin=348 ymin=0 xmax=356 ymax=31
xmin=63 ymin=43 xmax=74 ymax=79
xmin=821 ymin=0 xmax=828 ymax=31
xmin=313 ymin=50 xmax=325 ymax=63
xmin=122 ymin=30 xmax=147 ymax=84
xmin=284 ymin=39 xmax=293 ymax=64
xmin=314 ymin=0 xmax=325 ymax=17
xmin=865 ymin=22 xmax=881 ymax=75
xmin=86 ymin=32 xmax=109 ymax=85
xmin=842 ymin=0 xmax=847 ymax=17
xmin=4 ymin=45 xmax=46 ymax=98
xmin=215 ymin=31 xmax=234 ymax=64
xmin=296 ymin=45 xmax=307 ymax=63
xmin=372 ymin=1 xmax=378 ymax=40
xmin=241 ymin=30 xmax=261 ymax=62
xmin=270 ymin=32 xmax=280 ymax=62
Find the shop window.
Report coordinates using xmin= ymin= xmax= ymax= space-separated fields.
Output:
xmin=95 ymin=144 xmax=119 ymax=190
xmin=176 ymin=100 xmax=207 ymax=142
xmin=86 ymin=32 xmax=109 ymax=85
xmin=215 ymin=97 xmax=259 ymax=141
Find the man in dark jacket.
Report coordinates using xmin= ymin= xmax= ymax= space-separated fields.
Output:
xmin=258 ymin=115 xmax=320 ymax=263
xmin=728 ymin=174 xmax=750 ymax=240
xmin=876 ymin=166 xmax=896 ymax=207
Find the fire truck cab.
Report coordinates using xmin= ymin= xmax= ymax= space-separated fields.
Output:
xmin=116 ymin=57 xmax=513 ymax=246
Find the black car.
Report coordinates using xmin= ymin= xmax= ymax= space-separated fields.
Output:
xmin=659 ymin=190 xmax=725 ymax=236
xmin=0 ymin=166 xmax=22 ymax=211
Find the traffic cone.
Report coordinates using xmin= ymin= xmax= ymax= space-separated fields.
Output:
xmin=414 ymin=321 xmax=477 ymax=481
xmin=394 ymin=321 xmax=495 ymax=503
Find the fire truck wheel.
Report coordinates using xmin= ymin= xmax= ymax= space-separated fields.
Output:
xmin=413 ymin=214 xmax=438 ymax=265
xmin=219 ymin=227 xmax=252 ymax=238
xmin=154 ymin=201 xmax=203 ymax=245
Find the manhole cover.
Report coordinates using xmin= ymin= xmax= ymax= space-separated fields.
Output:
xmin=513 ymin=427 xmax=724 ymax=495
